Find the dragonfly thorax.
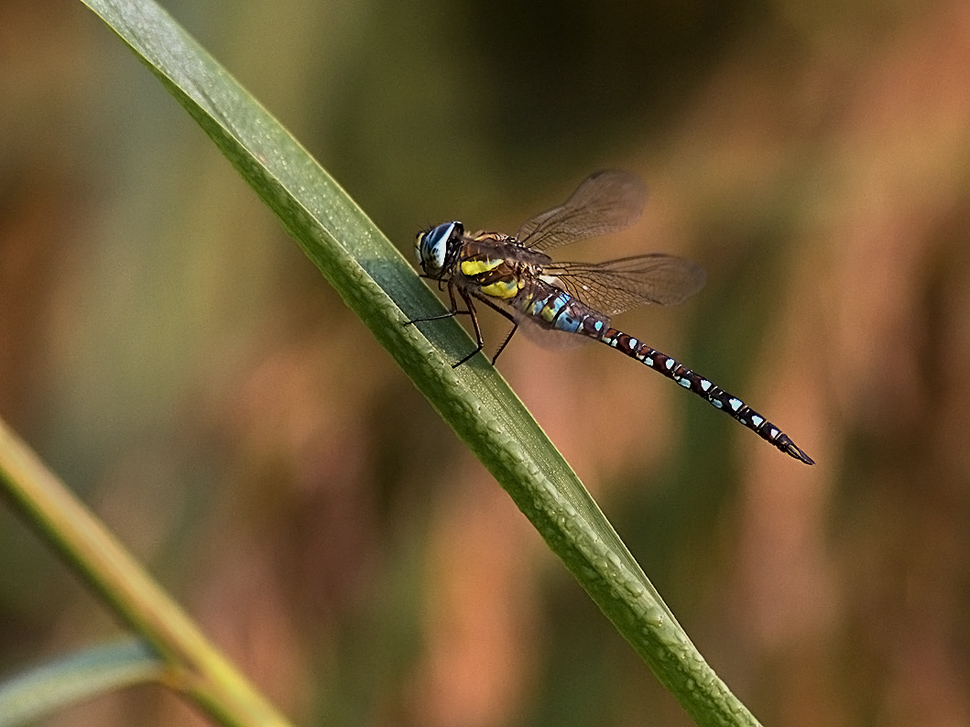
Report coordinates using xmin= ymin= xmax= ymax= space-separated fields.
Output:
xmin=415 ymin=221 xmax=463 ymax=277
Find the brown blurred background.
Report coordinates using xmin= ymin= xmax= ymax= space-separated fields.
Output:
xmin=3 ymin=0 xmax=970 ymax=725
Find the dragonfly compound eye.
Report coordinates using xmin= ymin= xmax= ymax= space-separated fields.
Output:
xmin=416 ymin=221 xmax=461 ymax=275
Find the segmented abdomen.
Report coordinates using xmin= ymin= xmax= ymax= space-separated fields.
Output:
xmin=595 ymin=327 xmax=814 ymax=464
xmin=512 ymin=281 xmax=611 ymax=335
xmin=509 ymin=280 xmax=813 ymax=464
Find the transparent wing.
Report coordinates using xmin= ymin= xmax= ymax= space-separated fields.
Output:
xmin=516 ymin=170 xmax=647 ymax=252
xmin=545 ymin=253 xmax=707 ymax=316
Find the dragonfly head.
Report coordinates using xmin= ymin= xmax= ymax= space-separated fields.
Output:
xmin=415 ymin=221 xmax=463 ymax=277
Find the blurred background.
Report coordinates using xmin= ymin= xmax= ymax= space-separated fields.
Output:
xmin=2 ymin=0 xmax=970 ymax=725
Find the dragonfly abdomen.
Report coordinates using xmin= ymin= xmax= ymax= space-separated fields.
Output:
xmin=599 ymin=327 xmax=815 ymax=465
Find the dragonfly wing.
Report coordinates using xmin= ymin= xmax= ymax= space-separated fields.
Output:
xmin=547 ymin=253 xmax=707 ymax=316
xmin=516 ymin=170 xmax=647 ymax=253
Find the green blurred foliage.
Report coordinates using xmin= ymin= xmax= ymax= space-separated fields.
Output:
xmin=2 ymin=0 xmax=970 ymax=725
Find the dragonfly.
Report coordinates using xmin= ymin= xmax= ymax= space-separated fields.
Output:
xmin=407 ymin=170 xmax=814 ymax=464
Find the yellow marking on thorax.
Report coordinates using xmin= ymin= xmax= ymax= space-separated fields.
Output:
xmin=480 ymin=278 xmax=522 ymax=299
xmin=460 ymin=257 xmax=503 ymax=277
xmin=461 ymin=252 xmax=522 ymax=299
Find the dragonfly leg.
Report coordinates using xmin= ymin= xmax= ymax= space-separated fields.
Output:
xmin=463 ymin=294 xmax=521 ymax=365
xmin=490 ymin=324 xmax=519 ymax=364
xmin=405 ymin=309 xmax=468 ymax=325
xmin=405 ymin=280 xmax=470 ymax=325
xmin=410 ymin=282 xmax=520 ymax=368
xmin=451 ymin=289 xmax=486 ymax=368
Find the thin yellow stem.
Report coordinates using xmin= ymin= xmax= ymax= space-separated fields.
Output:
xmin=0 ymin=417 xmax=293 ymax=727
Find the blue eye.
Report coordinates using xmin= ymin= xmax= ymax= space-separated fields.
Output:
xmin=415 ymin=221 xmax=461 ymax=274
